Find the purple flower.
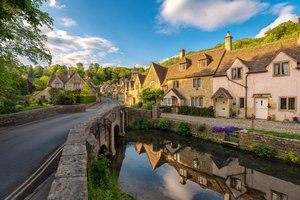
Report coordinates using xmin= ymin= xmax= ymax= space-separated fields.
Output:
xmin=212 ymin=126 xmax=224 ymax=132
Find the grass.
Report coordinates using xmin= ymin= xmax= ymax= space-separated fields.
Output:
xmin=248 ymin=129 xmax=300 ymax=140
xmin=88 ymin=153 xmax=134 ymax=200
xmin=20 ymin=103 xmax=53 ymax=111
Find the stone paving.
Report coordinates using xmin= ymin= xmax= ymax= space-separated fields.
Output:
xmin=161 ymin=113 xmax=300 ymax=134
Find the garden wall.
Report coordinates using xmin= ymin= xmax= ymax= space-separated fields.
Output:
xmin=125 ymin=107 xmax=152 ymax=124
xmin=0 ymin=105 xmax=86 ymax=127
xmin=166 ymin=119 xmax=300 ymax=158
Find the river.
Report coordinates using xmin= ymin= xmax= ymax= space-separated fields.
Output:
xmin=111 ymin=130 xmax=300 ymax=200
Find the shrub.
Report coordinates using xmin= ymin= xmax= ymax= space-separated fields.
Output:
xmin=132 ymin=102 xmax=143 ymax=109
xmin=160 ymin=106 xmax=172 ymax=113
xmin=212 ymin=126 xmax=224 ymax=132
xmin=140 ymin=120 xmax=153 ymax=130
xmin=285 ymin=151 xmax=299 ymax=164
xmin=0 ymin=98 xmax=17 ymax=114
xmin=176 ymin=122 xmax=191 ymax=136
xmin=158 ymin=118 xmax=171 ymax=130
xmin=178 ymin=106 xmax=214 ymax=117
xmin=50 ymin=89 xmax=76 ymax=105
xmin=253 ymin=144 xmax=277 ymax=158
xmin=15 ymin=104 xmax=24 ymax=111
xmin=76 ymin=96 xmax=96 ymax=104
xmin=141 ymin=101 xmax=154 ymax=110
xmin=197 ymin=124 xmax=206 ymax=132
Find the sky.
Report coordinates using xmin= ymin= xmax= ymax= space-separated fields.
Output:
xmin=39 ymin=0 xmax=300 ymax=68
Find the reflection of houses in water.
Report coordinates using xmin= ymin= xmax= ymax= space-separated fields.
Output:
xmin=134 ymin=140 xmax=299 ymax=200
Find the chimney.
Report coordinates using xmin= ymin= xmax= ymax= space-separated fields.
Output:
xmin=179 ymin=48 xmax=185 ymax=59
xmin=298 ymin=17 xmax=300 ymax=24
xmin=225 ymin=31 xmax=233 ymax=51
xmin=297 ymin=32 xmax=300 ymax=46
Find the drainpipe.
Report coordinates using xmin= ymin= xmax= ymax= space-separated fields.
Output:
xmin=226 ymin=75 xmax=248 ymax=118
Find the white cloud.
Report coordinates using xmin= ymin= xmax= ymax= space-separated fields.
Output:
xmin=256 ymin=3 xmax=298 ymax=38
xmin=39 ymin=26 xmax=119 ymax=66
xmin=60 ymin=17 xmax=77 ymax=27
xmin=49 ymin=0 xmax=65 ymax=9
xmin=157 ymin=0 xmax=268 ymax=33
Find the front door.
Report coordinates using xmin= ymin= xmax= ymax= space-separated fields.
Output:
xmin=216 ymin=98 xmax=229 ymax=117
xmin=255 ymin=98 xmax=268 ymax=119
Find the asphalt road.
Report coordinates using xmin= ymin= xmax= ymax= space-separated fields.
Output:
xmin=0 ymin=98 xmax=119 ymax=199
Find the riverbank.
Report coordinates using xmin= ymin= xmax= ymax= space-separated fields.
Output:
xmin=125 ymin=109 xmax=300 ymax=165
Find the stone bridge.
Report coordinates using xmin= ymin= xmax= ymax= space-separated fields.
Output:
xmin=47 ymin=102 xmax=129 ymax=200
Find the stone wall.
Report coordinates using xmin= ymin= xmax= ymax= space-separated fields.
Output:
xmin=0 ymin=105 xmax=86 ymax=127
xmin=47 ymin=104 xmax=122 ymax=200
xmin=126 ymin=107 xmax=152 ymax=124
xmin=166 ymin=119 xmax=300 ymax=158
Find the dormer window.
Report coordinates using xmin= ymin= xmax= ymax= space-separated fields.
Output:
xmin=179 ymin=63 xmax=187 ymax=71
xmin=274 ymin=62 xmax=289 ymax=76
xmin=55 ymin=83 xmax=62 ymax=88
xmin=232 ymin=67 xmax=242 ymax=79
xmin=74 ymin=83 xmax=80 ymax=89
xmin=198 ymin=60 xmax=207 ymax=67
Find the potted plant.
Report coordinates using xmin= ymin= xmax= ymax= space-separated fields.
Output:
xmin=292 ymin=116 xmax=299 ymax=123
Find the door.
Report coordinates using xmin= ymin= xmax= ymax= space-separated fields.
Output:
xmin=216 ymin=98 xmax=229 ymax=117
xmin=255 ymin=98 xmax=268 ymax=119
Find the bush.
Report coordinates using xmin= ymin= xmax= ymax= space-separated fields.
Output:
xmin=128 ymin=119 xmax=154 ymax=130
xmin=76 ymin=96 xmax=96 ymax=104
xmin=178 ymin=106 xmax=214 ymax=117
xmin=253 ymin=144 xmax=277 ymax=158
xmin=176 ymin=122 xmax=191 ymax=136
xmin=141 ymin=101 xmax=154 ymax=110
xmin=197 ymin=124 xmax=206 ymax=132
xmin=132 ymin=102 xmax=143 ymax=109
xmin=160 ymin=106 xmax=172 ymax=113
xmin=285 ymin=151 xmax=299 ymax=164
xmin=50 ymin=89 xmax=76 ymax=105
xmin=158 ymin=118 xmax=171 ymax=130
xmin=0 ymin=98 xmax=17 ymax=114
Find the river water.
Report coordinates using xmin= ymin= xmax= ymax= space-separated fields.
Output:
xmin=111 ymin=130 xmax=300 ymax=200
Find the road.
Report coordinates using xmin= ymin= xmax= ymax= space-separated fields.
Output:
xmin=0 ymin=98 xmax=119 ymax=199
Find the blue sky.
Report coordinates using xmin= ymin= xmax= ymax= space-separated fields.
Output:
xmin=41 ymin=0 xmax=300 ymax=67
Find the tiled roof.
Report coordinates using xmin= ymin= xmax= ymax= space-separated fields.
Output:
xmin=165 ymin=48 xmax=226 ymax=80
xmin=152 ymin=63 xmax=168 ymax=85
xmin=215 ymin=38 xmax=300 ymax=76
xmin=137 ymin=74 xmax=146 ymax=85
xmin=163 ymin=88 xmax=186 ymax=100
xmin=47 ymin=74 xmax=71 ymax=86
xmin=211 ymin=87 xmax=233 ymax=99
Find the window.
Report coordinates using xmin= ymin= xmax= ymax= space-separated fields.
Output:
xmin=150 ymin=81 xmax=155 ymax=90
xmin=280 ymin=97 xmax=296 ymax=111
xmin=230 ymin=177 xmax=242 ymax=191
xmin=164 ymin=98 xmax=172 ymax=106
xmin=173 ymin=80 xmax=179 ymax=88
xmin=74 ymin=83 xmax=80 ymax=89
xmin=272 ymin=191 xmax=288 ymax=200
xmin=191 ymin=97 xmax=204 ymax=107
xmin=239 ymin=97 xmax=245 ymax=108
xmin=274 ymin=62 xmax=289 ymax=76
xmin=179 ymin=63 xmax=187 ymax=71
xmin=198 ymin=60 xmax=207 ymax=68
xmin=232 ymin=68 xmax=242 ymax=79
xmin=193 ymin=158 xmax=199 ymax=169
xmin=193 ymin=78 xmax=201 ymax=88
xmin=55 ymin=83 xmax=61 ymax=88
xmin=198 ymin=176 xmax=207 ymax=186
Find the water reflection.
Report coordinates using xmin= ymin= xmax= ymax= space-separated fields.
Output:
xmin=112 ymin=130 xmax=300 ymax=200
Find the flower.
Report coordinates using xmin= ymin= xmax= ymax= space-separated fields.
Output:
xmin=212 ymin=126 xmax=240 ymax=133
xmin=292 ymin=116 xmax=299 ymax=121
xmin=212 ymin=126 xmax=224 ymax=132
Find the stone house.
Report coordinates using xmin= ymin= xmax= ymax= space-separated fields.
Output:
xmin=162 ymin=47 xmax=225 ymax=107
xmin=124 ymin=63 xmax=167 ymax=106
xmin=36 ymin=73 xmax=99 ymax=101
xmin=213 ymin=33 xmax=300 ymax=121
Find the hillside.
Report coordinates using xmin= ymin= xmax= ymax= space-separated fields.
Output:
xmin=160 ymin=21 xmax=300 ymax=67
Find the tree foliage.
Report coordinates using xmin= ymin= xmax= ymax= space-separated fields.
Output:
xmin=141 ymin=88 xmax=164 ymax=103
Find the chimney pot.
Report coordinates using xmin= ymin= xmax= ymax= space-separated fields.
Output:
xmin=297 ymin=32 xmax=300 ymax=46
xmin=298 ymin=17 xmax=300 ymax=24
xmin=179 ymin=48 xmax=185 ymax=59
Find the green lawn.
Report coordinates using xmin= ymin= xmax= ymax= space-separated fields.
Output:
xmin=247 ymin=129 xmax=300 ymax=140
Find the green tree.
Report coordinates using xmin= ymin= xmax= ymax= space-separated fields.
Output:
xmin=141 ymin=88 xmax=164 ymax=103
xmin=76 ymin=63 xmax=85 ymax=77
xmin=33 ymin=65 xmax=44 ymax=78
xmin=80 ymin=84 xmax=92 ymax=96
xmin=33 ymin=75 xmax=49 ymax=91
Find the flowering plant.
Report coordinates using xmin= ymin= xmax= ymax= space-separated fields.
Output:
xmin=292 ymin=116 xmax=299 ymax=121
xmin=212 ymin=126 xmax=240 ymax=133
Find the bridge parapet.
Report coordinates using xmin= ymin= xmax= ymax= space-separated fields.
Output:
xmin=47 ymin=104 xmax=125 ymax=200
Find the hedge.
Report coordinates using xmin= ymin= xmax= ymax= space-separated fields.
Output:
xmin=178 ymin=106 xmax=214 ymax=117
xmin=76 ymin=96 xmax=96 ymax=104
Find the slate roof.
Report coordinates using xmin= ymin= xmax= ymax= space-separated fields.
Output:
xmin=151 ymin=63 xmax=168 ymax=85
xmin=47 ymin=74 xmax=71 ymax=86
xmin=165 ymin=48 xmax=226 ymax=80
xmin=215 ymin=38 xmax=300 ymax=76
xmin=211 ymin=87 xmax=233 ymax=99
xmin=137 ymin=74 xmax=146 ymax=85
